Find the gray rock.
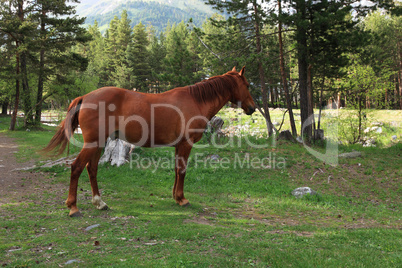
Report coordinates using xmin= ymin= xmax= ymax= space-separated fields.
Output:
xmin=206 ymin=116 xmax=225 ymax=137
xmin=65 ymin=259 xmax=81 ymax=265
xmin=209 ymin=116 xmax=224 ymax=132
xmin=84 ymin=224 xmax=100 ymax=231
xmin=292 ymin=187 xmax=317 ymax=198
xmin=372 ymin=122 xmax=383 ymax=126
xmin=392 ymin=135 xmax=397 ymax=141
xmin=363 ymin=138 xmax=376 ymax=147
xmin=339 ymin=151 xmax=362 ymax=158
xmin=376 ymin=127 xmax=382 ymax=133
xmin=208 ymin=154 xmax=220 ymax=161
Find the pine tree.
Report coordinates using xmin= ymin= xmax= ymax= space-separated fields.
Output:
xmin=105 ymin=15 xmax=120 ymax=84
xmin=87 ymin=21 xmax=109 ymax=86
xmin=163 ymin=22 xmax=200 ymax=89
xmin=148 ymin=33 xmax=167 ymax=92
xmin=105 ymin=10 xmax=134 ymax=87
xmin=127 ymin=22 xmax=151 ymax=91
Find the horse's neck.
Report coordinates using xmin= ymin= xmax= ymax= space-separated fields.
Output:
xmin=203 ymin=95 xmax=231 ymax=120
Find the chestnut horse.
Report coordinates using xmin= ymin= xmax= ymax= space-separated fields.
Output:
xmin=44 ymin=67 xmax=255 ymax=217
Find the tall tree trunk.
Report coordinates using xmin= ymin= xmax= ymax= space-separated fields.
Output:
xmin=278 ymin=0 xmax=296 ymax=136
xmin=20 ymin=51 xmax=32 ymax=126
xmin=1 ymin=99 xmax=9 ymax=115
xmin=10 ymin=1 xmax=24 ymax=130
xmin=36 ymin=9 xmax=46 ymax=126
xmin=253 ymin=2 xmax=273 ymax=136
xmin=358 ymin=96 xmax=362 ymax=142
xmin=16 ymin=0 xmax=32 ymax=127
xmin=296 ymin=0 xmax=311 ymax=139
xmin=307 ymin=64 xmax=315 ymax=132
xmin=10 ymin=46 xmax=20 ymax=131
xmin=317 ymin=86 xmax=323 ymax=130
xmin=269 ymin=80 xmax=275 ymax=107
xmin=399 ymin=58 xmax=402 ymax=109
xmin=293 ymin=81 xmax=298 ymax=108
xmin=274 ymin=86 xmax=280 ymax=108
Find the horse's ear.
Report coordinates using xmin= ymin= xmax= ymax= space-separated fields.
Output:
xmin=239 ymin=66 xmax=245 ymax=76
xmin=232 ymin=66 xmax=236 ymax=72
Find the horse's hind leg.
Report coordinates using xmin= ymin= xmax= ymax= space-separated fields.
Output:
xmin=87 ymin=148 xmax=108 ymax=210
xmin=66 ymin=146 xmax=99 ymax=217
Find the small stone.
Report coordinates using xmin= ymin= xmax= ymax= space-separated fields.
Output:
xmin=292 ymin=187 xmax=317 ymax=199
xmin=65 ymin=259 xmax=81 ymax=265
xmin=144 ymin=242 xmax=157 ymax=246
xmin=392 ymin=135 xmax=397 ymax=141
xmin=84 ymin=224 xmax=100 ymax=231
xmin=8 ymin=247 xmax=22 ymax=252
xmin=208 ymin=154 xmax=220 ymax=161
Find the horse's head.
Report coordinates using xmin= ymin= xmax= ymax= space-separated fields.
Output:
xmin=229 ymin=66 xmax=256 ymax=115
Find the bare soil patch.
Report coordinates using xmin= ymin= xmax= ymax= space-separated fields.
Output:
xmin=0 ymin=133 xmax=65 ymax=206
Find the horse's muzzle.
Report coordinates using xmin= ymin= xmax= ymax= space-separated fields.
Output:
xmin=246 ymin=106 xmax=255 ymax=115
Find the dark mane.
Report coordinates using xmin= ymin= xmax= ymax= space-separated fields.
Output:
xmin=188 ymin=73 xmax=238 ymax=103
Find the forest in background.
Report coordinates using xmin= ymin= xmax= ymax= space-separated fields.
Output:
xmin=0 ymin=0 xmax=401 ymax=142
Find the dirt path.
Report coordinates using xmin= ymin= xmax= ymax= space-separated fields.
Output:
xmin=0 ymin=133 xmax=64 ymax=205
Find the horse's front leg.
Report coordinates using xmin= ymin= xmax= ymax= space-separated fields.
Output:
xmin=173 ymin=143 xmax=192 ymax=206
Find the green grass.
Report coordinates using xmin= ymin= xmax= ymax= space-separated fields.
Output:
xmin=0 ymin=113 xmax=401 ymax=267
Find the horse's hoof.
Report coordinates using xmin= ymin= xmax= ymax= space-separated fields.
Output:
xmin=178 ymin=199 xmax=191 ymax=207
xmin=182 ymin=202 xmax=191 ymax=207
xmin=69 ymin=211 xmax=83 ymax=217
xmin=92 ymin=195 xmax=108 ymax=210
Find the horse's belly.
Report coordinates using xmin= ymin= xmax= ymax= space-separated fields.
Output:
xmin=120 ymin=122 xmax=179 ymax=148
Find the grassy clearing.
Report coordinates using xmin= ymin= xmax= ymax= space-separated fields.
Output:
xmin=216 ymin=108 xmax=402 ymax=147
xmin=0 ymin=113 xmax=401 ymax=267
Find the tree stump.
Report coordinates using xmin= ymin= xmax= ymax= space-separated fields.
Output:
xmin=314 ymin=129 xmax=324 ymax=141
xmin=99 ymin=138 xmax=135 ymax=167
xmin=276 ymin=130 xmax=296 ymax=143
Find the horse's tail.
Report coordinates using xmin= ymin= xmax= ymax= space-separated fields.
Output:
xmin=43 ymin=96 xmax=84 ymax=156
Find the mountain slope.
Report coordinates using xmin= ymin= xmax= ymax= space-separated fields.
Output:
xmin=75 ymin=0 xmax=217 ymax=33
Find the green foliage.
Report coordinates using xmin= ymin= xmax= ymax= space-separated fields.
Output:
xmin=162 ymin=21 xmax=203 ymax=89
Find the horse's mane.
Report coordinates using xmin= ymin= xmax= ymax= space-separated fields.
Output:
xmin=188 ymin=72 xmax=238 ymax=103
